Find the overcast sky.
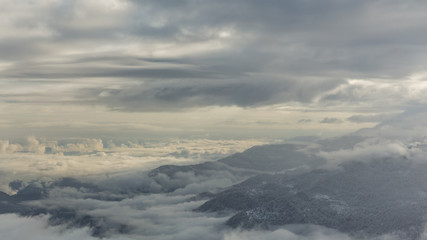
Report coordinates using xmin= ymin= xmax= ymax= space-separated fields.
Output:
xmin=1 ymin=0 xmax=427 ymax=140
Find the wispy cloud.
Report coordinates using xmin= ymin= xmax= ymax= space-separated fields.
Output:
xmin=320 ymin=118 xmax=343 ymax=124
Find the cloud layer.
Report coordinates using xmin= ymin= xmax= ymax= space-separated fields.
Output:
xmin=2 ymin=0 xmax=427 ymax=112
xmin=2 ymin=114 xmax=427 ymax=239
xmin=2 ymin=0 xmax=427 ymax=139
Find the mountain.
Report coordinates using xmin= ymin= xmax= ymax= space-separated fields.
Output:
xmin=143 ymin=143 xmax=324 ymax=194
xmin=218 ymin=144 xmax=324 ymax=171
xmin=197 ymin=157 xmax=427 ymax=239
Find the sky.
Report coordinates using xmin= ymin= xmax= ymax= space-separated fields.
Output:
xmin=3 ymin=0 xmax=427 ymax=141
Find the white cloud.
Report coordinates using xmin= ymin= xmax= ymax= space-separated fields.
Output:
xmin=0 ymin=137 xmax=271 ymax=156
xmin=0 ymin=214 xmax=405 ymax=240
xmin=0 ymin=137 xmax=272 ymax=193
xmin=320 ymin=78 xmax=427 ymax=111
xmin=0 ymin=214 xmax=102 ymax=240
xmin=223 ymin=226 xmax=353 ymax=240
xmin=24 ymin=190 xmax=230 ymax=240
xmin=223 ymin=225 xmax=408 ymax=240
xmin=317 ymin=137 xmax=427 ymax=168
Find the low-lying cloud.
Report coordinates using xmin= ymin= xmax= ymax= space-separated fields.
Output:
xmin=0 ymin=137 xmax=270 ymax=157
xmin=0 ymin=137 xmax=272 ymax=194
xmin=3 ymin=134 xmax=427 ymax=239
xmin=0 ymin=214 xmax=102 ymax=240
xmin=318 ymin=137 xmax=427 ymax=169
xmin=0 ymin=213 xmax=410 ymax=240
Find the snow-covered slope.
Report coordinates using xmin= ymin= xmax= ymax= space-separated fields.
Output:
xmin=198 ymin=157 xmax=427 ymax=239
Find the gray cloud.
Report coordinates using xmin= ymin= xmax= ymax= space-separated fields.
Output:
xmin=75 ymin=77 xmax=341 ymax=111
xmin=2 ymin=171 xmax=405 ymax=240
xmin=127 ymin=0 xmax=427 ymax=77
xmin=0 ymin=214 xmax=102 ymax=240
xmin=320 ymin=118 xmax=343 ymax=124
xmin=83 ymin=82 xmax=282 ymax=110
xmin=347 ymin=114 xmax=392 ymax=123
xmin=0 ymin=212 xmax=407 ymax=240
xmin=3 ymin=0 xmax=427 ymax=112
xmin=352 ymin=107 xmax=427 ymax=139
xmin=298 ymin=119 xmax=312 ymax=124
xmin=317 ymin=138 xmax=419 ymax=169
